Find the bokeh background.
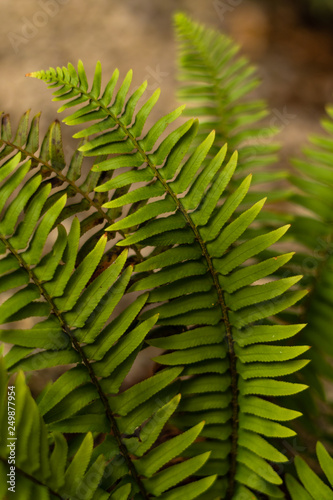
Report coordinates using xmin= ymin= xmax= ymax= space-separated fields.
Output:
xmin=1 ymin=0 xmax=333 ymax=391
xmin=1 ymin=0 xmax=333 ymax=156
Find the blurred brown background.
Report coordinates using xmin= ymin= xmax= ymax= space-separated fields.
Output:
xmin=1 ymin=0 xmax=333 ymax=157
xmin=1 ymin=0 xmax=333 ymax=391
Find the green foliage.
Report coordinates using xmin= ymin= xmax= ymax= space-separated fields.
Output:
xmin=0 ymin=11 xmax=333 ymax=500
xmin=0 ymin=104 xmax=214 ymax=498
xmin=289 ymin=105 xmax=333 ymax=381
xmin=173 ymin=12 xmax=286 ymax=203
xmin=302 ymin=0 xmax=333 ymax=20
xmin=0 ymin=357 xmax=110 ymax=499
xmin=279 ymin=104 xmax=333 ymax=439
xmin=286 ymin=442 xmax=333 ymax=499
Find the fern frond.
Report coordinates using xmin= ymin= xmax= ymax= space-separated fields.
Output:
xmin=110 ymin=142 xmax=308 ymax=498
xmin=173 ymin=13 xmax=281 ymax=187
xmin=0 ymin=154 xmax=212 ymax=498
xmin=28 ymin=60 xmax=310 ymax=498
xmin=0 ymin=110 xmax=142 ymax=266
xmin=286 ymin=442 xmax=333 ymax=500
xmin=285 ymin=104 xmax=333 ymax=425
xmin=128 ymin=148 xmax=307 ymax=498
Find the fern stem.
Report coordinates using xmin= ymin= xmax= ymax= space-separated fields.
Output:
xmin=1 ymin=235 xmax=149 ymax=500
xmin=0 ymin=139 xmax=142 ymax=261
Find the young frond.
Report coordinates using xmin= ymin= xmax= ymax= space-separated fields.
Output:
xmin=173 ymin=13 xmax=281 ymax=188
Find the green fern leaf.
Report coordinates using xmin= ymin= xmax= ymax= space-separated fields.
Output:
xmin=0 ymin=110 xmax=141 ymax=274
xmin=286 ymin=442 xmax=333 ymax=500
xmin=135 ymin=421 xmax=205 ymax=477
xmin=281 ymin=104 xmax=333 ymax=435
xmin=0 ymin=359 xmax=110 ymax=498
xmin=0 ymin=146 xmax=209 ymax=498
xmin=173 ymin=13 xmax=280 ymax=189
xmin=21 ymin=57 xmax=315 ymax=499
